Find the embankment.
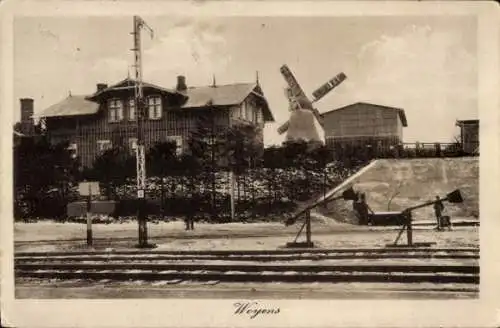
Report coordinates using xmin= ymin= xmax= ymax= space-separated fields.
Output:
xmin=316 ymin=158 xmax=479 ymax=225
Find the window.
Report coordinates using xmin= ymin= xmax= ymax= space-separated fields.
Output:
xmin=97 ymin=140 xmax=112 ymax=153
xmin=255 ymin=108 xmax=263 ymax=124
xmin=246 ymin=104 xmax=252 ymax=122
xmin=108 ymin=99 xmax=123 ymax=122
xmin=128 ymin=98 xmax=136 ymax=121
xmin=240 ymin=102 xmax=246 ymax=120
xmin=231 ymin=107 xmax=239 ymax=120
xmin=128 ymin=138 xmax=138 ymax=154
xmin=67 ymin=143 xmax=78 ymax=159
xmin=148 ymin=96 xmax=162 ymax=120
xmin=166 ymin=136 xmax=183 ymax=155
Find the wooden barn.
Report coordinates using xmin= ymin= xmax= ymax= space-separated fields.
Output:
xmin=320 ymin=102 xmax=408 ymax=152
xmin=36 ymin=76 xmax=274 ymax=168
xmin=456 ymin=119 xmax=479 ymax=155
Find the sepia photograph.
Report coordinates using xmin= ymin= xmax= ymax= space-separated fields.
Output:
xmin=2 ymin=1 xmax=499 ymax=327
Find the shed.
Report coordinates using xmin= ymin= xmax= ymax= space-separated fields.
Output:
xmin=456 ymin=119 xmax=479 ymax=155
xmin=320 ymin=102 xmax=407 ymax=147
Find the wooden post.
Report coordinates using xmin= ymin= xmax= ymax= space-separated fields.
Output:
xmin=138 ymin=198 xmax=147 ymax=247
xmin=229 ymin=170 xmax=235 ymax=221
xmin=86 ymin=184 xmax=93 ymax=247
xmin=305 ymin=210 xmax=312 ymax=245
xmin=406 ymin=212 xmax=413 ymax=246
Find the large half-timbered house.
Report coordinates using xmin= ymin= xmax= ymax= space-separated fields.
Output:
xmin=37 ymin=76 xmax=274 ymax=168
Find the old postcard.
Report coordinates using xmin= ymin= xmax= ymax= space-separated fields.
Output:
xmin=1 ymin=0 xmax=499 ymax=327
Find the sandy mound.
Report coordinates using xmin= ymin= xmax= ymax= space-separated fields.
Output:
xmin=319 ymin=158 xmax=479 ymax=224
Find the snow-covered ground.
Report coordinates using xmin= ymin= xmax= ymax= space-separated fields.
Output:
xmin=14 ymin=221 xmax=479 ymax=300
xmin=14 ymin=220 xmax=361 ymax=243
xmin=14 ymin=220 xmax=479 ymax=252
xmin=15 ymin=280 xmax=478 ymax=299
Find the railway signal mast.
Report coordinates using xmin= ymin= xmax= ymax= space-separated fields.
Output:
xmin=131 ymin=15 xmax=154 ymax=248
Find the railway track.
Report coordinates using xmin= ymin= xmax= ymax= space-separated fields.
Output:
xmin=15 ymin=247 xmax=479 ymax=285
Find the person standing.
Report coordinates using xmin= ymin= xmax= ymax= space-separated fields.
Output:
xmin=354 ymin=193 xmax=374 ymax=225
xmin=433 ymin=196 xmax=445 ymax=231
xmin=184 ymin=190 xmax=195 ymax=231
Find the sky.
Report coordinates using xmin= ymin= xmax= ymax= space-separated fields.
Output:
xmin=14 ymin=15 xmax=477 ymax=146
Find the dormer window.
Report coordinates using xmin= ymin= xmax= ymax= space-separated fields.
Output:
xmin=147 ymin=95 xmax=162 ymax=120
xmin=108 ymin=99 xmax=123 ymax=122
xmin=128 ymin=98 xmax=136 ymax=121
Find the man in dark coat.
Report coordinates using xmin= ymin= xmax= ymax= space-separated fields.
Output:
xmin=184 ymin=191 xmax=195 ymax=231
xmin=433 ymin=196 xmax=445 ymax=231
xmin=354 ymin=193 xmax=374 ymax=225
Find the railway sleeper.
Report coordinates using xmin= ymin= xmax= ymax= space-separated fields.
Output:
xmin=16 ymin=270 xmax=479 ymax=284
xmin=15 ymin=263 xmax=479 ymax=274
xmin=15 ymin=248 xmax=480 ymax=258
xmin=15 ymin=253 xmax=480 ymax=263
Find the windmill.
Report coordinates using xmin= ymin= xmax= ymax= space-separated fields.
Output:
xmin=277 ymin=64 xmax=347 ymax=144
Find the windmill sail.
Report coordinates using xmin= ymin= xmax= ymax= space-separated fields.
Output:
xmin=280 ymin=65 xmax=313 ymax=110
xmin=278 ymin=64 xmax=344 ymax=137
xmin=312 ymin=72 xmax=347 ymax=102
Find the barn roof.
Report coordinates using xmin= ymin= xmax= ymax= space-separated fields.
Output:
xmin=320 ymin=102 xmax=408 ymax=127
xmin=37 ymin=80 xmax=274 ymax=122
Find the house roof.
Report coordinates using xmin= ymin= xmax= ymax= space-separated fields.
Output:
xmin=37 ymin=79 xmax=275 ymax=122
xmin=87 ymin=78 xmax=185 ymax=101
xmin=37 ymin=95 xmax=100 ymax=118
xmin=182 ymin=83 xmax=256 ymax=108
xmin=181 ymin=83 xmax=274 ymax=121
xmin=320 ymin=102 xmax=408 ymax=127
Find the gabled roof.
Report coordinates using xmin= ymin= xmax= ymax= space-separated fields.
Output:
xmin=182 ymin=83 xmax=257 ymax=108
xmin=87 ymin=78 xmax=186 ymax=101
xmin=321 ymin=102 xmax=408 ymax=127
xmin=37 ymin=79 xmax=275 ymax=122
xmin=37 ymin=95 xmax=100 ymax=118
xmin=181 ymin=83 xmax=274 ymax=121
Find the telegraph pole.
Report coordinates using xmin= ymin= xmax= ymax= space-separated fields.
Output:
xmin=131 ymin=15 xmax=154 ymax=248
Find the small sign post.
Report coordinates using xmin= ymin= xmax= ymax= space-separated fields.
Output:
xmin=78 ymin=181 xmax=100 ymax=247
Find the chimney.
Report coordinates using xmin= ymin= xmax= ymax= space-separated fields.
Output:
xmin=20 ymin=98 xmax=34 ymax=135
xmin=176 ymin=75 xmax=187 ymax=91
xmin=97 ymin=83 xmax=108 ymax=92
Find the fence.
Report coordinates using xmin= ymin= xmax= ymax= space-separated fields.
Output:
xmin=329 ymin=141 xmax=478 ymax=162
